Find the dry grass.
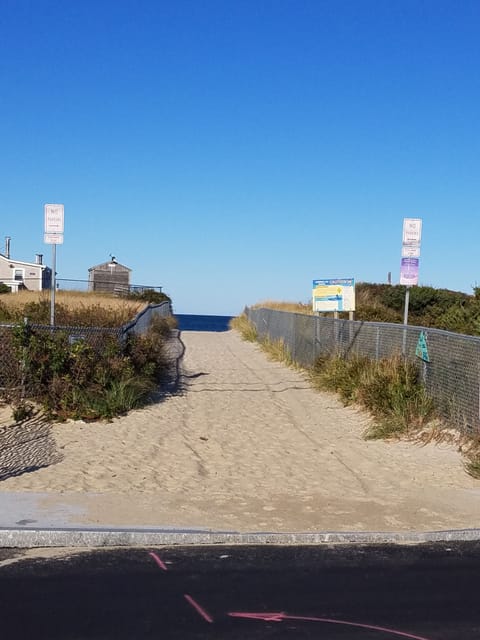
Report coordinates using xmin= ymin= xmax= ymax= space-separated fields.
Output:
xmin=1 ymin=289 xmax=144 ymax=313
xmin=229 ymin=315 xmax=258 ymax=341
xmin=231 ymin=313 xmax=296 ymax=367
xmin=260 ymin=336 xmax=295 ymax=366
xmin=252 ymin=300 xmax=314 ymax=315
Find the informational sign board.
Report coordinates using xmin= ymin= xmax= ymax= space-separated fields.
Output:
xmin=312 ymin=278 xmax=355 ymax=312
xmin=44 ymin=204 xmax=64 ymax=235
xmin=400 ymin=257 xmax=419 ymax=285
xmin=400 ymin=217 xmax=422 ymax=286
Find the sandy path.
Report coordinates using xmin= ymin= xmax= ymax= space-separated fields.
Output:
xmin=0 ymin=330 xmax=479 ymax=532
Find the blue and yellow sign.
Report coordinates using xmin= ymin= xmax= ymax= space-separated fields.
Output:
xmin=312 ymin=278 xmax=355 ymax=313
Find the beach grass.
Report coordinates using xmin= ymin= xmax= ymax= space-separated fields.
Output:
xmin=0 ymin=289 xmax=145 ymax=326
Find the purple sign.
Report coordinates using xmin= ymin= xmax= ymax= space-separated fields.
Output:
xmin=400 ymin=257 xmax=419 ymax=285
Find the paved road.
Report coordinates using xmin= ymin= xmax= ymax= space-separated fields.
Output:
xmin=1 ymin=542 xmax=479 ymax=638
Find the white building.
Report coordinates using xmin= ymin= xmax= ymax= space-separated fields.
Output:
xmin=0 ymin=237 xmax=51 ymax=292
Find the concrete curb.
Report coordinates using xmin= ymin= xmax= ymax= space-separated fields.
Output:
xmin=1 ymin=527 xmax=480 ymax=548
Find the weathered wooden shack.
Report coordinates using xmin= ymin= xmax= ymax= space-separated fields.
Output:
xmin=88 ymin=257 xmax=131 ymax=293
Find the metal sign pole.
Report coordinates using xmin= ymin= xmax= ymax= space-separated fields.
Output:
xmin=44 ymin=203 xmax=64 ymax=327
xmin=403 ymin=286 xmax=410 ymax=325
xmin=400 ymin=218 xmax=422 ymax=356
xmin=402 ymin=286 xmax=410 ymax=356
xmin=50 ymin=243 xmax=56 ymax=326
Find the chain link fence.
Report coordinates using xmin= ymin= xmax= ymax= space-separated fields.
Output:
xmin=0 ymin=324 xmax=23 ymax=395
xmin=121 ymin=301 xmax=172 ymax=336
xmin=246 ymin=307 xmax=480 ymax=436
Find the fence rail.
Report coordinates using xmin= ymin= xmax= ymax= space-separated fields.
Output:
xmin=0 ymin=277 xmax=164 ymax=294
xmin=246 ymin=307 xmax=480 ymax=436
xmin=56 ymin=279 xmax=164 ymax=294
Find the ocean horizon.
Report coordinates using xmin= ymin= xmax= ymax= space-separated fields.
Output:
xmin=174 ymin=314 xmax=234 ymax=332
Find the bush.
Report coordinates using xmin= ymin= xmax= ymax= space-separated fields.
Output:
xmin=12 ymin=318 xmax=172 ymax=421
xmin=310 ymin=353 xmax=367 ymax=404
xmin=125 ymin=289 xmax=171 ymax=305
xmin=310 ymin=352 xmax=434 ymax=438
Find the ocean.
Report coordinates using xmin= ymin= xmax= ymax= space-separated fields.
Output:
xmin=174 ymin=314 xmax=234 ymax=332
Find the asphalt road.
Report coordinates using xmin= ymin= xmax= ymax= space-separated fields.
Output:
xmin=1 ymin=542 xmax=479 ymax=639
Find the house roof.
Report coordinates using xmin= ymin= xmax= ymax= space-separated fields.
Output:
xmin=0 ymin=253 xmax=49 ymax=270
xmin=88 ymin=260 xmax=131 ymax=272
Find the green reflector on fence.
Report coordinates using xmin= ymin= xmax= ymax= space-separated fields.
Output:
xmin=415 ymin=331 xmax=430 ymax=362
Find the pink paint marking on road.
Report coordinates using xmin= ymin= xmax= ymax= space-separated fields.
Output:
xmin=184 ymin=594 xmax=214 ymax=623
xmin=148 ymin=552 xmax=168 ymax=571
xmin=228 ymin=612 xmax=434 ymax=640
xmin=229 ymin=612 xmax=285 ymax=622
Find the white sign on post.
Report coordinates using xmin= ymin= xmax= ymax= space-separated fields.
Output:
xmin=402 ymin=218 xmax=422 ymax=245
xmin=400 ymin=217 xmax=423 ymax=333
xmin=44 ymin=203 xmax=64 ymax=326
xmin=401 ymin=244 xmax=420 ymax=258
xmin=44 ymin=233 xmax=64 ymax=244
xmin=44 ymin=204 xmax=64 ymax=235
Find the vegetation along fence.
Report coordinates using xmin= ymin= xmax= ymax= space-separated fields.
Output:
xmin=246 ymin=307 xmax=480 ymax=436
xmin=0 ymin=301 xmax=173 ymax=395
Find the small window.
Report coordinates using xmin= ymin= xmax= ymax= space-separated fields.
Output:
xmin=14 ymin=269 xmax=24 ymax=281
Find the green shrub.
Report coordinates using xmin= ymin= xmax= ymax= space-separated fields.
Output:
xmin=125 ymin=289 xmax=171 ymax=305
xmin=12 ymin=400 xmax=34 ymax=423
xmin=354 ymin=282 xmax=480 ymax=335
xmin=12 ymin=318 xmax=171 ymax=421
xmin=310 ymin=352 xmax=434 ymax=439
xmin=310 ymin=354 xmax=367 ymax=404
xmin=359 ymin=356 xmax=434 ymax=438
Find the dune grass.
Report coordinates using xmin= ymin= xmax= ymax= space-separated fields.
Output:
xmin=0 ymin=290 xmax=145 ymax=326
xmin=251 ymin=300 xmax=314 ymax=315
xmin=229 ymin=314 xmax=258 ymax=341
xmin=465 ymin=455 xmax=480 ymax=479
xmin=310 ymin=353 xmax=435 ymax=439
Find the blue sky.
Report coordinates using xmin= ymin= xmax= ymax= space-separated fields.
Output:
xmin=1 ymin=0 xmax=479 ymax=315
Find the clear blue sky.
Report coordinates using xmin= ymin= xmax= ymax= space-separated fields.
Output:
xmin=1 ymin=0 xmax=479 ymax=315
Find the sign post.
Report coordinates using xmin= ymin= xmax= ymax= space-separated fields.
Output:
xmin=44 ymin=204 xmax=64 ymax=326
xmin=400 ymin=218 xmax=422 ymax=354
xmin=400 ymin=218 xmax=422 ymax=324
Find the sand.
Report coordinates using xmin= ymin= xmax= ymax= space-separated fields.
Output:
xmin=0 ymin=330 xmax=479 ymax=532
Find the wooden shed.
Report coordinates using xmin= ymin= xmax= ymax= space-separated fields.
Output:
xmin=88 ymin=257 xmax=131 ymax=294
